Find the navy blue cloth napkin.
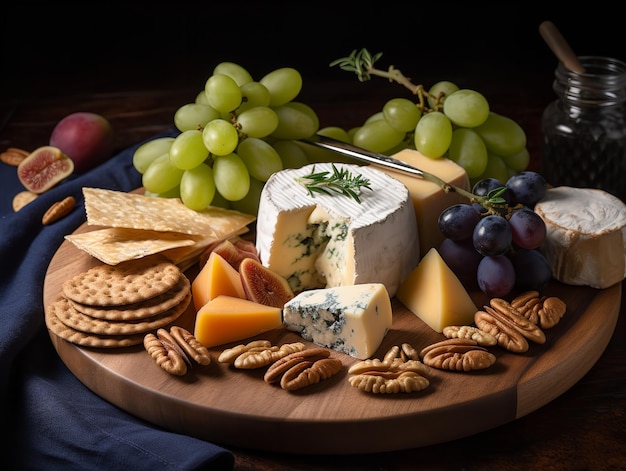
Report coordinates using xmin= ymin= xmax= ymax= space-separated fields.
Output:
xmin=1 ymin=132 xmax=235 ymax=470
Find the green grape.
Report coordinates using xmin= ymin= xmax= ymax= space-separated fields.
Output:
xmin=169 ymin=129 xmax=209 ymax=169
xmin=180 ymin=163 xmax=216 ymax=210
xmin=212 ymin=61 xmax=253 ymax=87
xmin=202 ymin=119 xmax=239 ymax=156
xmin=144 ymin=186 xmax=180 ymax=199
xmin=447 ymin=128 xmax=488 ymax=178
xmin=213 ymin=153 xmax=250 ymax=201
xmin=318 ymin=126 xmax=351 ymax=142
xmin=174 ymin=103 xmax=220 ymax=132
xmin=142 ymin=153 xmax=184 ymax=194
xmin=132 ymin=137 xmax=174 ymax=174
xmin=472 ymin=152 xmax=510 ymax=185
xmin=427 ymin=81 xmax=459 ymax=109
xmin=238 ymin=81 xmax=271 ymax=113
xmin=364 ymin=111 xmax=385 ymax=124
xmin=270 ymin=102 xmax=320 ymax=139
xmin=205 ymin=74 xmax=242 ymax=113
xmin=473 ymin=112 xmax=527 ymax=156
xmin=443 ymin=89 xmax=490 ymax=128
xmin=237 ymin=137 xmax=283 ymax=181
xmin=414 ymin=111 xmax=453 ymax=158
xmin=195 ymin=89 xmax=210 ymax=105
xmin=382 ymin=97 xmax=422 ymax=132
xmin=259 ymin=67 xmax=302 ymax=107
xmin=229 ymin=176 xmax=264 ymax=216
xmin=500 ymin=147 xmax=530 ymax=172
xmin=272 ymin=140 xmax=310 ymax=168
xmin=352 ymin=119 xmax=405 ymax=153
xmin=236 ymin=106 xmax=279 ymax=138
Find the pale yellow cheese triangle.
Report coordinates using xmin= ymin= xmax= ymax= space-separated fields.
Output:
xmin=396 ymin=247 xmax=477 ymax=333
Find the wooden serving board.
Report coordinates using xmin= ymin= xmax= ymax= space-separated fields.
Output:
xmin=43 ymin=222 xmax=621 ymax=455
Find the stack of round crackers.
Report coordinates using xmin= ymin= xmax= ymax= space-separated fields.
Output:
xmin=45 ymin=257 xmax=191 ymax=348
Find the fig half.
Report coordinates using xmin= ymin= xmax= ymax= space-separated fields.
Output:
xmin=17 ymin=146 xmax=74 ymax=194
xmin=239 ymin=257 xmax=294 ymax=308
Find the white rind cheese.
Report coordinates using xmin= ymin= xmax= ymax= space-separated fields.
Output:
xmin=256 ymin=163 xmax=419 ymax=298
xmin=283 ymin=283 xmax=393 ymax=360
xmin=534 ymin=186 xmax=626 ymax=289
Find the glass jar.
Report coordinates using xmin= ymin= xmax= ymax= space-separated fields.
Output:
xmin=541 ymin=56 xmax=626 ymax=202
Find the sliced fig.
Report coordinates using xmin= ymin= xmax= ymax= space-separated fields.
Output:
xmin=199 ymin=236 xmax=260 ymax=270
xmin=17 ymin=146 xmax=74 ymax=194
xmin=239 ymin=257 xmax=294 ymax=308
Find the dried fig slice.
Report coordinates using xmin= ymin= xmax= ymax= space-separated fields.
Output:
xmin=17 ymin=146 xmax=74 ymax=194
xmin=199 ymin=237 xmax=260 ymax=270
xmin=239 ymin=257 xmax=294 ymax=308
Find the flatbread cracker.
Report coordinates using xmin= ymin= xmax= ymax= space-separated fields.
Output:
xmin=45 ymin=303 xmax=146 ymax=348
xmin=62 ymin=257 xmax=182 ymax=306
xmin=69 ymin=274 xmax=190 ymax=321
xmin=52 ymin=293 xmax=190 ymax=336
xmin=64 ymin=227 xmax=199 ymax=265
xmin=83 ymin=187 xmax=255 ymax=237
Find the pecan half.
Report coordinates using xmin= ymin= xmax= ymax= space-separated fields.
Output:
xmin=218 ymin=339 xmax=272 ymax=363
xmin=442 ymin=325 xmax=497 ymax=346
xmin=419 ymin=338 xmax=496 ymax=371
xmin=474 ymin=309 xmax=529 ymax=353
xmin=488 ymin=298 xmax=546 ymax=344
xmin=280 ymin=357 xmax=343 ymax=391
xmin=170 ymin=326 xmax=211 ymax=365
xmin=348 ymin=371 xmax=429 ymax=394
xmin=511 ymin=291 xmax=567 ymax=329
xmin=144 ymin=329 xmax=189 ymax=376
xmin=234 ymin=342 xmax=305 ymax=369
xmin=42 ymin=195 xmax=75 ymax=225
xmin=264 ymin=347 xmax=329 ymax=383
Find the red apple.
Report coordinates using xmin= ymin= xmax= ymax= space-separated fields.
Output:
xmin=49 ymin=112 xmax=115 ymax=173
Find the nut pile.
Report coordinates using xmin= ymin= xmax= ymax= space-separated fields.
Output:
xmin=218 ymin=340 xmax=343 ymax=391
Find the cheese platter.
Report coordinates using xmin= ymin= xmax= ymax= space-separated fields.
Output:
xmin=43 ymin=217 xmax=621 ymax=454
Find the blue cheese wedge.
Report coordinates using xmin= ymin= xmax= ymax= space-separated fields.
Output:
xmin=534 ymin=186 xmax=626 ymax=289
xmin=256 ymin=163 xmax=419 ymax=297
xmin=283 ymin=283 xmax=393 ymax=359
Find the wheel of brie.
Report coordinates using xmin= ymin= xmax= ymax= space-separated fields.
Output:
xmin=534 ymin=186 xmax=626 ymax=289
xmin=256 ymin=162 xmax=420 ymax=298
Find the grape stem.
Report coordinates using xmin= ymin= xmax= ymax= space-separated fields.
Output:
xmin=329 ymin=48 xmax=439 ymax=110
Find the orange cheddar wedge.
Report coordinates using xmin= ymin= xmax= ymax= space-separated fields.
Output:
xmin=192 ymin=252 xmax=246 ymax=311
xmin=193 ymin=295 xmax=283 ymax=348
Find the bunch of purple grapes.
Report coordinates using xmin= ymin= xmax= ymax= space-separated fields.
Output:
xmin=438 ymin=171 xmax=551 ymax=297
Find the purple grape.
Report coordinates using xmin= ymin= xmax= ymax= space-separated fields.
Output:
xmin=508 ymin=207 xmax=547 ymax=249
xmin=472 ymin=177 xmax=510 ymax=203
xmin=506 ymin=171 xmax=547 ymax=207
xmin=438 ymin=204 xmax=481 ymax=241
xmin=439 ymin=238 xmax=483 ymax=289
xmin=472 ymin=215 xmax=512 ymax=256
xmin=510 ymin=248 xmax=552 ymax=292
xmin=477 ymin=255 xmax=515 ymax=297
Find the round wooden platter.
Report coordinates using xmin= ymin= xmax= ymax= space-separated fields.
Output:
xmin=43 ymin=222 xmax=621 ymax=455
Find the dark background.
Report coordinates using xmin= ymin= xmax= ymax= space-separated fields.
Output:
xmin=2 ymin=2 xmax=625 ymax=100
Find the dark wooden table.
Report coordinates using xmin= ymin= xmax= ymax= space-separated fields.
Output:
xmin=1 ymin=5 xmax=625 ymax=470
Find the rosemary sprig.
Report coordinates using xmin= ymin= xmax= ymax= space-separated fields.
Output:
xmin=296 ymin=164 xmax=372 ymax=203
xmin=330 ymin=48 xmax=442 ymax=111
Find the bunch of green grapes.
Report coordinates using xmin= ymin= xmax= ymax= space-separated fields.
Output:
xmin=330 ymin=50 xmax=530 ymax=185
xmin=349 ymin=81 xmax=529 ymax=185
xmin=132 ymin=62 xmax=319 ymax=214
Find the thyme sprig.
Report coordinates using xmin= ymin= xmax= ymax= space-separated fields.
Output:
xmin=296 ymin=164 xmax=372 ymax=203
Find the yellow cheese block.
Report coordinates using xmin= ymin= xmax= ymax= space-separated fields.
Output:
xmin=373 ymin=149 xmax=470 ymax=257
xmin=396 ymin=247 xmax=477 ymax=333
xmin=191 ymin=252 xmax=246 ymax=311
xmin=194 ymin=295 xmax=283 ymax=348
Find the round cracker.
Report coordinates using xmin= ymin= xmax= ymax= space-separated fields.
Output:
xmin=69 ymin=274 xmax=190 ymax=321
xmin=62 ymin=258 xmax=182 ymax=306
xmin=45 ymin=302 xmax=146 ymax=348
xmin=52 ymin=293 xmax=190 ymax=336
